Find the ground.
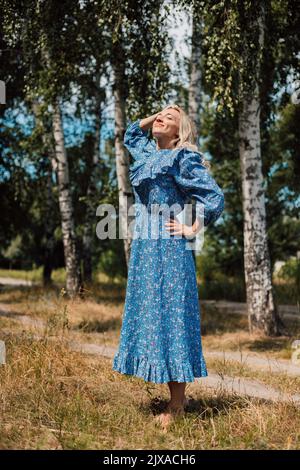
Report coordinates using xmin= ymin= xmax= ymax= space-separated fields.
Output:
xmin=0 ymin=276 xmax=300 ymax=449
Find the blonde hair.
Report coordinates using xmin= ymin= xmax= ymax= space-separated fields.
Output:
xmin=155 ymin=104 xmax=211 ymax=171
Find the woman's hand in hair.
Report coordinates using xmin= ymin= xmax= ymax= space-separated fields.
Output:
xmin=140 ymin=106 xmax=173 ymax=131
xmin=140 ymin=112 xmax=161 ymax=131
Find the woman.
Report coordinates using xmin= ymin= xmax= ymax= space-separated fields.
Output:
xmin=112 ymin=104 xmax=225 ymax=429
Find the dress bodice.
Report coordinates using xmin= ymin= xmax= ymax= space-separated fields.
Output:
xmin=124 ymin=119 xmax=225 ymax=239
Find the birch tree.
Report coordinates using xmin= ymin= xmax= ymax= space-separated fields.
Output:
xmin=111 ymin=35 xmax=133 ymax=266
xmin=23 ymin=1 xmax=84 ymax=297
xmin=188 ymin=6 xmax=203 ymax=264
xmin=198 ymin=0 xmax=293 ymax=335
xmin=52 ymin=99 xmax=82 ymax=297
xmin=100 ymin=0 xmax=172 ymax=268
xmin=237 ymin=2 xmax=282 ymax=334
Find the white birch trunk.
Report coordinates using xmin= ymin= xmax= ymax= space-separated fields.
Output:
xmin=52 ymin=98 xmax=82 ymax=297
xmin=188 ymin=10 xmax=202 ymax=264
xmin=238 ymin=4 xmax=284 ymax=335
xmin=112 ymin=39 xmax=134 ymax=268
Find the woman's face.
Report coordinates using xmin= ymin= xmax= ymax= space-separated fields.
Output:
xmin=152 ymin=108 xmax=180 ymax=140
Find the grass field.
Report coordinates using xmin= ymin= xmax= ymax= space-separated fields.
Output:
xmin=0 ymin=272 xmax=300 ymax=449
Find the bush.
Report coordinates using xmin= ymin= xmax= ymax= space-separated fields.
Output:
xmin=96 ymin=246 xmax=127 ymax=282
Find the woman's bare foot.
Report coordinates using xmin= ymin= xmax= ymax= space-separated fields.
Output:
xmin=153 ymin=408 xmax=184 ymax=432
xmin=153 ymin=411 xmax=174 ymax=432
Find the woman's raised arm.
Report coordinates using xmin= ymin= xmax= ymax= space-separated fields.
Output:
xmin=140 ymin=112 xmax=160 ymax=131
xmin=124 ymin=108 xmax=170 ymax=161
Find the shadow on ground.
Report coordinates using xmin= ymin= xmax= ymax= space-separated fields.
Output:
xmin=248 ymin=337 xmax=291 ymax=352
xmin=142 ymin=394 xmax=256 ymax=420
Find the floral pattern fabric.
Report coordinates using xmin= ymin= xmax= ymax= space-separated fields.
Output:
xmin=112 ymin=119 xmax=224 ymax=383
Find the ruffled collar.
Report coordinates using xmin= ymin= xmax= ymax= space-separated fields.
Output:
xmin=129 ymin=147 xmax=183 ymax=187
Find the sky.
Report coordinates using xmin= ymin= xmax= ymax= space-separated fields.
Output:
xmin=167 ymin=4 xmax=191 ymax=86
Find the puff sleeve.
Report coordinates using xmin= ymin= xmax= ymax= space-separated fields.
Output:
xmin=123 ymin=119 xmax=155 ymax=161
xmin=172 ymin=149 xmax=225 ymax=227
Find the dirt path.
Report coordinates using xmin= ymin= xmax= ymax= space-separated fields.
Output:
xmin=0 ymin=277 xmax=35 ymax=286
xmin=205 ymin=350 xmax=300 ymax=376
xmin=202 ymin=300 xmax=300 ymax=320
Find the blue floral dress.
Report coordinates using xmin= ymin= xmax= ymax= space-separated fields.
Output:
xmin=112 ymin=119 xmax=225 ymax=383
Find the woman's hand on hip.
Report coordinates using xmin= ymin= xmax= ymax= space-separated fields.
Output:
xmin=164 ymin=217 xmax=201 ymax=238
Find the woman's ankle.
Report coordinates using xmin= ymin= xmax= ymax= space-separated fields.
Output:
xmin=167 ymin=400 xmax=185 ymax=410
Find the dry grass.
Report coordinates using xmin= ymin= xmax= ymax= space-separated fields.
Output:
xmin=0 ymin=284 xmax=124 ymax=346
xmin=1 ymin=281 xmax=300 ymax=449
xmin=201 ymin=305 xmax=299 ymax=360
xmin=1 ymin=330 xmax=300 ymax=449
xmin=0 ymin=268 xmax=125 ymax=286
xmin=1 ymin=285 xmax=298 ymax=358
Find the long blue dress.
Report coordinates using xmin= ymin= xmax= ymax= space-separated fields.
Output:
xmin=112 ymin=119 xmax=225 ymax=383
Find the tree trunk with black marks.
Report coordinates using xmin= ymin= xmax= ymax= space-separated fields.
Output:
xmin=238 ymin=3 xmax=285 ymax=336
xmin=112 ymin=35 xmax=134 ymax=269
xmin=52 ymin=98 xmax=82 ymax=298
xmin=188 ymin=10 xmax=202 ymax=265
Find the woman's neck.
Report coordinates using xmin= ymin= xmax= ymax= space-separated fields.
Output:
xmin=156 ymin=137 xmax=177 ymax=150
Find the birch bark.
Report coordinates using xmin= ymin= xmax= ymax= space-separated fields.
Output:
xmin=52 ymin=98 xmax=82 ymax=297
xmin=112 ymin=37 xmax=135 ymax=268
xmin=188 ymin=11 xmax=202 ymax=264
xmin=238 ymin=3 xmax=284 ymax=335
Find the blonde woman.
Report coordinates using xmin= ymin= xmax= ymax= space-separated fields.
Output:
xmin=112 ymin=104 xmax=224 ymax=430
